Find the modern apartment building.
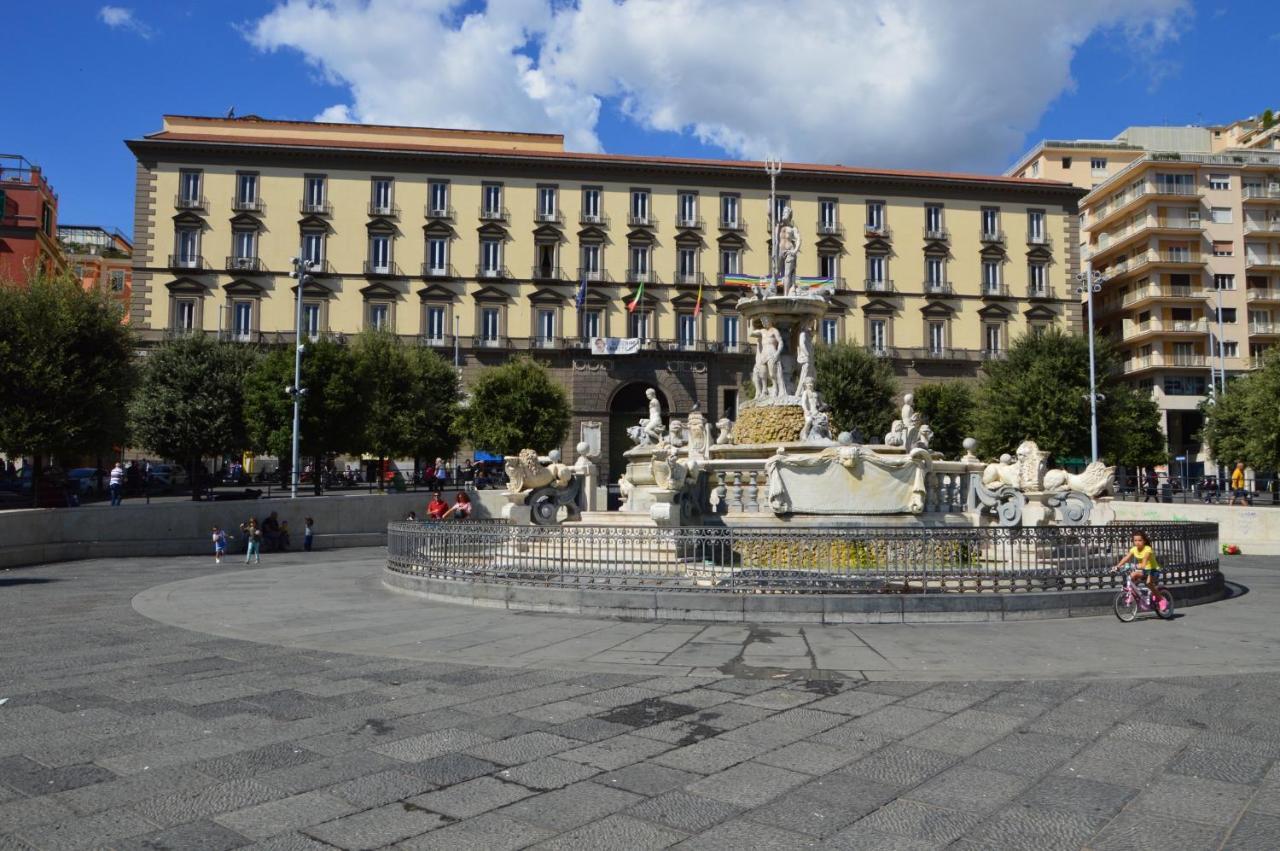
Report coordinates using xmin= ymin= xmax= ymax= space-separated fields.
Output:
xmin=59 ymin=225 xmax=133 ymax=314
xmin=1011 ymin=113 xmax=1280 ymax=467
xmin=0 ymin=154 xmax=64 ymax=284
xmin=127 ymin=115 xmax=1084 ymax=478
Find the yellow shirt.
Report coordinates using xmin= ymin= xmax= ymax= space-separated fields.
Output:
xmin=1129 ymin=545 xmax=1159 ymax=570
xmin=1232 ymin=468 xmax=1245 ymax=489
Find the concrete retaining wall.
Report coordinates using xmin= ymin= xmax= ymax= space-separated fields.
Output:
xmin=0 ymin=489 xmax=509 ymax=569
xmin=1106 ymin=500 xmax=1278 ymax=555
xmin=383 ymin=568 xmax=1227 ymax=624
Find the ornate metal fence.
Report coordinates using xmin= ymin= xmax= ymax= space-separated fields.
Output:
xmin=386 ymin=520 xmax=1220 ymax=594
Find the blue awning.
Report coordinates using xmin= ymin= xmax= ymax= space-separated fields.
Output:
xmin=472 ymin=451 xmax=504 ymax=462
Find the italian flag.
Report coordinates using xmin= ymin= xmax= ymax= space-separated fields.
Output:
xmin=627 ymin=280 xmax=645 ymax=313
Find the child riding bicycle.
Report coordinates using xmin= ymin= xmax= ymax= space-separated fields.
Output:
xmin=1111 ymin=530 xmax=1167 ymax=612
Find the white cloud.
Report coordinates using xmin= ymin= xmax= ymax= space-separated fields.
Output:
xmin=98 ymin=5 xmax=152 ymax=38
xmin=247 ymin=0 xmax=1189 ymax=171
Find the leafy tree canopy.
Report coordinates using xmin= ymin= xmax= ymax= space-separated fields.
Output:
xmin=457 ymin=357 xmax=570 ymax=456
xmin=351 ymin=330 xmax=418 ymax=461
xmin=402 ymin=346 xmax=462 ymax=464
xmin=0 ymin=273 xmax=134 ymax=463
xmin=813 ymin=343 xmax=898 ymax=441
xmin=1202 ymin=352 xmax=1280 ymax=471
xmin=911 ymin=382 xmax=976 ymax=458
xmin=242 ymin=337 xmax=362 ymax=462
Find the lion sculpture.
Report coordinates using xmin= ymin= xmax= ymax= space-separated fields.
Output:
xmin=504 ymin=449 xmax=573 ymax=494
xmin=1043 ymin=462 xmax=1115 ymax=498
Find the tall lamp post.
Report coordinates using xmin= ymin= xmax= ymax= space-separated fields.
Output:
xmin=1076 ymin=268 xmax=1105 ymax=464
xmin=288 ymin=257 xmax=315 ymax=498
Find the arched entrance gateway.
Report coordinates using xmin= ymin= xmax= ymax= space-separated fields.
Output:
xmin=607 ymin=382 xmax=667 ymax=492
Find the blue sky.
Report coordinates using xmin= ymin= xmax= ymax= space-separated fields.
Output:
xmin=4 ymin=0 xmax=1275 ymax=238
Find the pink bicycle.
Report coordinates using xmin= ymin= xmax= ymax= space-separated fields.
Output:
xmin=1112 ymin=565 xmax=1175 ymax=622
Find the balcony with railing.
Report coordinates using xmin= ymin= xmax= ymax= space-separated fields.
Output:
xmin=922 ymin=226 xmax=949 ymax=242
xmin=1247 ymin=287 xmax=1280 ymax=302
xmin=817 ymin=220 xmax=844 ymax=237
xmin=1249 ymin=321 xmax=1280 ymax=335
xmin=863 ymin=223 xmax=891 ymax=239
xmin=225 ymin=256 xmax=265 ymax=272
xmin=1243 ymin=185 xmax=1280 ymax=202
xmin=1247 ymin=251 xmax=1280 ymax=270
xmin=421 ymin=262 xmax=458 ymax=279
xmin=719 ymin=217 xmax=746 ymax=232
xmin=1123 ymin=352 xmax=1209 ymax=374
xmin=1126 ymin=317 xmax=1209 ymax=338
xmin=534 ymin=209 xmax=563 ymax=225
xmin=1244 ymin=220 xmax=1280 ymax=236
xmin=299 ymin=199 xmax=333 ymax=216
xmin=673 ymin=270 xmax=706 ymax=286
xmin=472 ymin=335 xmax=510 ymax=349
xmin=579 ymin=211 xmax=609 ymax=227
xmin=1026 ymin=285 xmax=1054 ymax=299
xmin=479 ymin=206 xmax=510 ymax=223
xmin=231 ymin=197 xmax=264 ymax=213
xmin=981 ymin=283 xmax=1010 ymax=297
xmin=475 ymin=264 xmax=512 ymax=279
xmin=628 ymin=213 xmax=656 ymax=227
xmin=1027 ymin=230 xmax=1052 ymax=248
xmin=363 ymin=261 xmax=401 ymax=277
xmin=675 ymin=216 xmax=704 ymax=230
xmin=1117 ymin=283 xmax=1199 ymax=309
xmin=626 ymin=268 xmax=655 ymax=284
xmin=979 ymin=228 xmax=1005 ymax=244
xmin=168 ymin=254 xmax=206 ymax=271
xmin=531 ymin=265 xmax=565 ymax=281
xmin=863 ymin=279 xmax=894 ymax=293
xmin=368 ymin=202 xmax=399 ymax=217
xmin=923 ymin=281 xmax=952 ymax=296
xmin=425 ymin=205 xmax=455 ymax=221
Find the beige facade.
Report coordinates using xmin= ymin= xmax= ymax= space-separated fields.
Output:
xmin=128 ymin=115 xmax=1083 ymax=478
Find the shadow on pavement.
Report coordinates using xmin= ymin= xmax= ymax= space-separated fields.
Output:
xmin=0 ymin=576 xmax=59 ymax=587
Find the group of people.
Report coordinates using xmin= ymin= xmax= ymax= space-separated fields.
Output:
xmin=405 ymin=491 xmax=472 ymax=522
xmin=211 ymin=511 xmax=314 ymax=565
xmin=1138 ymin=460 xmax=1256 ymax=505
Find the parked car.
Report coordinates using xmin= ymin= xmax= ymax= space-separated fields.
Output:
xmin=149 ymin=464 xmax=189 ymax=488
xmin=66 ymin=467 xmax=102 ymax=495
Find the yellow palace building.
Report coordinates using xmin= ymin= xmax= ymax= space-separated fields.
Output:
xmin=127 ymin=114 xmax=1085 ymax=478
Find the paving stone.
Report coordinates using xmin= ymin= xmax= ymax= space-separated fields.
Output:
xmin=514 ymin=701 xmax=599 ymax=725
xmin=686 ymin=761 xmax=808 ymax=807
xmin=1223 ymin=812 xmax=1280 ymax=850
xmin=651 ymin=738 xmax=765 ymax=775
xmin=1246 ymin=782 xmax=1280 ymax=816
xmin=195 ymin=743 xmax=320 ymax=780
xmin=544 ymin=717 xmax=634 ymax=742
xmin=742 ymin=790 xmax=871 ymax=838
xmin=0 ymin=755 xmax=116 ymax=795
xmin=1129 ymin=774 xmax=1255 ymax=826
xmin=908 ymin=764 xmax=1034 ymax=814
xmin=532 ymin=813 xmax=685 ymax=849
xmin=592 ymin=763 xmax=698 ymax=796
xmin=689 ymin=702 xmax=773 ymax=731
xmin=754 ymin=740 xmax=862 ymax=775
xmin=851 ymin=798 xmax=983 ymax=844
xmin=808 ymin=721 xmax=893 ymax=753
xmin=960 ymin=804 xmax=1108 ymax=850
xmin=15 ymin=807 xmax=158 ymax=851
xmin=734 ymin=688 xmax=821 ymax=711
xmin=1108 ymin=719 xmax=1199 ymax=746
xmin=464 ymin=732 xmax=579 ymax=766
xmin=499 ymin=781 xmax=641 ymax=831
xmin=213 ymin=791 xmax=359 ymax=840
xmin=557 ymin=734 xmax=672 ymax=770
xmin=456 ymin=713 xmax=549 ymax=740
xmin=394 ymin=812 xmax=555 ymax=850
xmin=840 ymin=706 xmax=949 ymax=739
xmin=370 ymin=728 xmax=492 ymax=762
xmin=130 ymin=779 xmax=286 ymax=827
xmin=407 ymin=775 xmax=533 ymax=818
xmin=1016 ymin=773 xmax=1136 ymax=818
xmin=672 ymin=817 xmax=820 ymax=850
xmin=965 ymin=731 xmax=1086 ymax=777
xmin=1059 ymin=737 xmax=1179 ymax=787
xmin=1088 ymin=811 xmax=1224 ymax=850
xmin=1169 ymin=746 xmax=1274 ymax=784
xmin=323 ymin=769 xmax=437 ymax=808
xmin=302 ymin=802 xmax=446 ymax=848
xmin=900 ymin=687 xmax=986 ymax=714
xmin=625 ymin=790 xmax=742 ymax=834
xmin=0 ymin=795 xmax=78 ymax=832
xmin=53 ymin=764 xmax=217 ymax=815
xmin=841 ymin=743 xmax=958 ymax=789
xmin=402 ymin=753 xmax=500 ymax=786
xmin=256 ymin=750 xmax=402 ymax=795
xmin=823 ymin=826 xmax=937 ymax=850
xmin=114 ymin=819 xmax=252 ymax=851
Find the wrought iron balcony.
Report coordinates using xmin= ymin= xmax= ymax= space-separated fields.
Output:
xmin=421 ymin=263 xmax=458 ymax=279
xmin=577 ymin=267 xmax=610 ymax=283
xmin=534 ymin=209 xmax=563 ymax=224
xmin=579 ymin=211 xmax=609 ymax=227
xmin=673 ymin=271 xmax=706 ymax=286
xmin=923 ymin=281 xmax=952 ymax=295
xmin=863 ymin=223 xmax=891 ymax=239
xmin=531 ymin=265 xmax=565 ymax=281
xmin=368 ymin=202 xmax=399 ymax=217
xmin=168 ymin=254 xmax=205 ymax=270
xmin=627 ymin=213 xmax=656 ymax=227
xmin=231 ymin=197 xmax=264 ymax=213
xmin=174 ymin=195 xmax=207 ymax=211
xmin=863 ymin=279 xmax=894 ymax=293
xmin=980 ymin=228 xmax=1006 ymax=244
xmin=817 ymin=221 xmax=844 ymax=236
xmin=626 ymin=269 xmax=654 ymax=284
xmin=475 ymin=264 xmax=512 ymax=279
xmin=676 ymin=216 xmax=704 ymax=230
xmin=299 ymin=199 xmax=332 ymax=216
xmin=479 ymin=206 xmax=510 ymax=223
xmin=225 ymin=256 xmax=264 ymax=272
xmin=982 ymin=283 xmax=1011 ymax=297
xmin=923 ymin=226 xmax=949 ymax=241
xmin=425 ymin=205 xmax=455 ymax=221
xmin=1027 ymin=231 xmax=1051 ymax=246
xmin=719 ymin=218 xmax=746 ymax=232
xmin=363 ymin=261 xmax=401 ymax=277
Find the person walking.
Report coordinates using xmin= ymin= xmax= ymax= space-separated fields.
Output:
xmin=241 ymin=518 xmax=262 ymax=564
xmin=108 ymin=462 xmax=124 ymax=506
xmin=1230 ymin=461 xmax=1251 ymax=506
xmin=304 ymin=517 xmax=314 ymax=552
xmin=211 ymin=526 xmax=229 ymax=565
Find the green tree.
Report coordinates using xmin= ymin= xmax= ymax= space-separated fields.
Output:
xmin=974 ymin=328 xmax=1164 ymax=465
xmin=130 ymin=335 xmax=258 ymax=498
xmin=457 ymin=357 xmax=570 ymax=456
xmin=402 ymin=346 xmax=462 ymax=467
xmin=242 ymin=338 xmax=362 ymax=489
xmin=911 ymin=382 xmax=976 ymax=457
xmin=1202 ymin=353 xmax=1280 ymax=471
xmin=1263 ymin=108 xmax=1276 ymax=130
xmin=0 ymin=273 xmax=135 ymax=504
xmin=813 ymin=343 xmax=898 ymax=441
xmin=351 ymin=331 xmax=416 ymax=481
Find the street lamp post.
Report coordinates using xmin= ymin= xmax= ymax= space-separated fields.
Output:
xmin=288 ymin=257 xmax=314 ymax=499
xmin=1076 ymin=268 xmax=1105 ymax=464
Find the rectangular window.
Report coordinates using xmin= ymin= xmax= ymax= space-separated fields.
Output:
xmin=722 ymin=315 xmax=739 ymax=350
xmin=302 ymin=232 xmax=323 ymax=264
xmin=428 ymin=181 xmax=449 ymax=215
xmin=236 ymin=173 xmax=257 ymax=206
xmin=1062 ymin=156 xmax=1072 ymax=168
xmin=369 ymin=303 xmax=390 ymax=331
xmin=304 ymin=176 xmax=326 ymax=210
xmin=1029 ymin=262 xmax=1047 ymax=294
xmin=581 ymin=310 xmax=601 ymax=340
xmin=981 ymin=207 xmax=1000 ymax=238
xmin=108 ymin=270 xmax=125 ymax=292
xmin=819 ymin=199 xmax=837 ymax=230
xmin=925 ymin=257 xmax=944 ymax=286
xmin=678 ymin=313 xmax=697 ymax=348
xmin=1213 ymin=240 xmax=1234 ymax=256
xmin=370 ymin=235 xmax=391 ymax=272
xmin=630 ymin=245 xmax=649 ymax=277
xmin=371 ymin=178 xmax=393 ymax=214
xmin=427 ymin=238 xmax=448 ymax=274
xmin=720 ymin=248 xmax=740 ymax=276
xmin=985 ymin=323 xmax=1002 ymax=353
xmin=983 ymin=260 xmax=1002 ymax=291
xmin=425 ymin=306 xmax=446 ymax=342
xmin=232 ymin=301 xmax=252 ymax=339
xmin=924 ymin=204 xmax=943 ymax=235
xmin=481 ymin=239 xmax=501 ymax=275
xmin=773 ymin=195 xmax=789 ymax=225
xmin=537 ymin=308 xmax=556 ymax=342
xmin=537 ymin=186 xmax=557 ymax=220
xmin=869 ymin=319 xmax=887 ymax=352
xmin=723 ymin=389 xmax=739 ymax=420
xmin=630 ymin=189 xmax=650 ymax=223
xmin=1090 ymin=157 xmax=1107 ymax=175
xmin=176 ymin=229 xmax=199 ymax=266
xmin=678 ymin=247 xmax=697 ymax=279
xmin=1209 ymin=174 xmax=1230 ymax=191
xmin=678 ymin=192 xmax=698 ymax=226
xmin=175 ymin=299 xmax=196 ymax=331
xmin=1215 ymin=308 xmax=1238 ymax=324
xmin=581 ymin=187 xmax=601 ymax=221
xmin=231 ymin=231 xmax=255 ymax=263
xmin=1028 ymin=210 xmax=1045 ymax=242
xmin=302 ymin=303 xmax=321 ymax=338
xmin=481 ymin=307 xmax=500 ymax=342
xmin=581 ymin=244 xmax=600 ymax=276
xmin=483 ymin=184 xmax=503 ymax=217
xmin=866 ymin=255 xmax=885 ymax=284
xmin=928 ymin=321 xmax=945 ymax=354
xmin=720 ymin=194 xmax=739 ymax=228
xmin=819 ymin=253 xmax=838 ymax=279
xmin=821 ymin=318 xmax=838 ymax=345
xmin=1215 ymin=274 xmax=1236 ymax=291
xmin=179 ymin=170 xmax=202 ymax=204
xmin=1155 ymin=172 xmax=1195 ymax=193
xmin=1210 ymin=207 xmax=1233 ymax=224
xmin=866 ymin=201 xmax=885 ymax=231
xmin=628 ymin=310 xmax=651 ymax=340
xmin=1222 ymin=341 xmax=1239 ymax=358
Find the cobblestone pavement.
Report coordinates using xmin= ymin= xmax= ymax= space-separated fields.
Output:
xmin=0 ymin=552 xmax=1277 ymax=849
